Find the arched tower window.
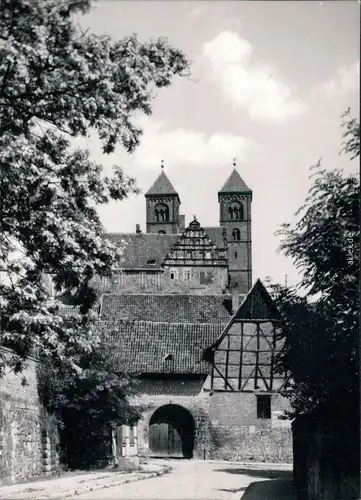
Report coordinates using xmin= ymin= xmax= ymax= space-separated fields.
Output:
xmin=232 ymin=228 xmax=241 ymax=241
xmin=158 ymin=230 xmax=166 ymax=234
xmin=228 ymin=202 xmax=243 ymax=220
xmin=155 ymin=203 xmax=169 ymax=222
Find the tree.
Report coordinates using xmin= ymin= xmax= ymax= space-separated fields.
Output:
xmin=0 ymin=0 xmax=190 ymax=372
xmin=38 ymin=343 xmax=144 ymax=469
xmin=271 ymin=110 xmax=359 ymax=417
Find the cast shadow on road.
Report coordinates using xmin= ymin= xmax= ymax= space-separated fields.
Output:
xmin=217 ymin=487 xmax=247 ymax=493
xmin=237 ymin=478 xmax=296 ymax=500
xmin=215 ymin=470 xmax=296 ymax=500
xmin=214 ymin=468 xmax=292 ymax=480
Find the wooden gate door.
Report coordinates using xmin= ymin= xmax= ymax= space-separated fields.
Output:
xmin=149 ymin=422 xmax=183 ymax=457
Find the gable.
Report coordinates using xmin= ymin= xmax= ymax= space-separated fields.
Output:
xmin=163 ymin=219 xmax=227 ymax=267
xmin=209 ymin=279 xmax=287 ymax=392
xmin=233 ymin=279 xmax=282 ymax=321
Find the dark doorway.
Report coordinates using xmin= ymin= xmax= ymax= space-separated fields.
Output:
xmin=149 ymin=404 xmax=195 ymax=459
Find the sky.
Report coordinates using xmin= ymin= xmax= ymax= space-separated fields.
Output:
xmin=77 ymin=0 xmax=360 ymax=288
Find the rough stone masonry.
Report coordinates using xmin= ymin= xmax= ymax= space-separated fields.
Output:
xmin=0 ymin=347 xmax=59 ymax=485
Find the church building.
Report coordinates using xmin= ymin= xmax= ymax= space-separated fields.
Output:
xmin=97 ymin=165 xmax=293 ymax=463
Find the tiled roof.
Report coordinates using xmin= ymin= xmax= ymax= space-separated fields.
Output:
xmin=58 ymin=304 xmax=80 ymax=315
xmin=102 ymin=320 xmax=223 ymax=375
xmin=204 ymin=227 xmax=227 ymax=249
xmin=145 ymin=171 xmax=178 ymax=196
xmin=104 ymin=233 xmax=179 ymax=269
xmin=57 ymin=302 xmax=100 ymax=316
xmin=100 ymin=294 xmax=233 ymax=323
xmin=219 ymin=169 xmax=252 ymax=193
xmin=135 ymin=376 xmax=206 ymax=396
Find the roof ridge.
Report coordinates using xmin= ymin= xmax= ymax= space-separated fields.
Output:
xmin=101 ymin=293 xmax=232 ymax=297
xmin=100 ymin=319 xmax=227 ymax=326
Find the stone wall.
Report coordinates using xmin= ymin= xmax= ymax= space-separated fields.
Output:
xmin=0 ymin=348 xmax=60 ymax=485
xmin=98 ymin=266 xmax=228 ymax=295
xmin=208 ymin=391 xmax=293 ymax=463
xmin=130 ymin=386 xmax=293 ymax=464
xmin=130 ymin=389 xmax=211 ymax=460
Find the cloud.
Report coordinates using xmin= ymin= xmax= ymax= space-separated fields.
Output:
xmin=311 ymin=62 xmax=359 ymax=99
xmin=202 ymin=31 xmax=306 ymax=123
xmin=133 ymin=117 xmax=254 ymax=169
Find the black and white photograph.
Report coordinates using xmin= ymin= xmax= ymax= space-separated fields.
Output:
xmin=0 ymin=1 xmax=359 ymax=499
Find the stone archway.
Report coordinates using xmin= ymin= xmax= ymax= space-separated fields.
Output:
xmin=149 ymin=404 xmax=195 ymax=459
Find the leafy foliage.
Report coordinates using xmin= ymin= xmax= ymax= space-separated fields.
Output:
xmin=38 ymin=345 xmax=144 ymax=469
xmin=340 ymin=107 xmax=360 ymax=160
xmin=271 ymin=111 xmax=359 ymax=417
xmin=0 ymin=0 xmax=190 ymax=372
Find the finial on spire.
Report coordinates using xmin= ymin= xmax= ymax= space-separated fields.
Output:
xmin=193 ymin=214 xmax=197 ymax=221
xmin=232 ymin=157 xmax=237 ymax=168
xmin=161 ymin=160 xmax=164 ymax=169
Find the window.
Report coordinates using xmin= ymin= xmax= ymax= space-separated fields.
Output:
xmin=129 ymin=426 xmax=135 ymax=446
xmin=232 ymin=228 xmax=241 ymax=241
xmin=147 ymin=259 xmax=156 ymax=266
xmin=200 ymin=271 xmax=205 ymax=285
xmin=140 ymin=272 xmax=146 ymax=286
xmin=170 ymin=268 xmax=178 ymax=280
xmin=183 ymin=269 xmax=191 ymax=280
xmin=155 ymin=203 xmax=169 ymax=222
xmin=257 ymin=395 xmax=271 ymax=419
xmin=157 ymin=273 xmax=162 ymax=288
xmin=158 ymin=230 xmax=166 ymax=234
xmin=234 ymin=251 xmax=238 ymax=258
xmin=228 ymin=202 xmax=244 ymax=221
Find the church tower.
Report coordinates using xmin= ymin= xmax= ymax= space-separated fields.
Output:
xmin=218 ymin=166 xmax=252 ymax=295
xmin=145 ymin=167 xmax=181 ymax=234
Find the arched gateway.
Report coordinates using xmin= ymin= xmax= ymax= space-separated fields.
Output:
xmin=149 ymin=404 xmax=195 ymax=459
